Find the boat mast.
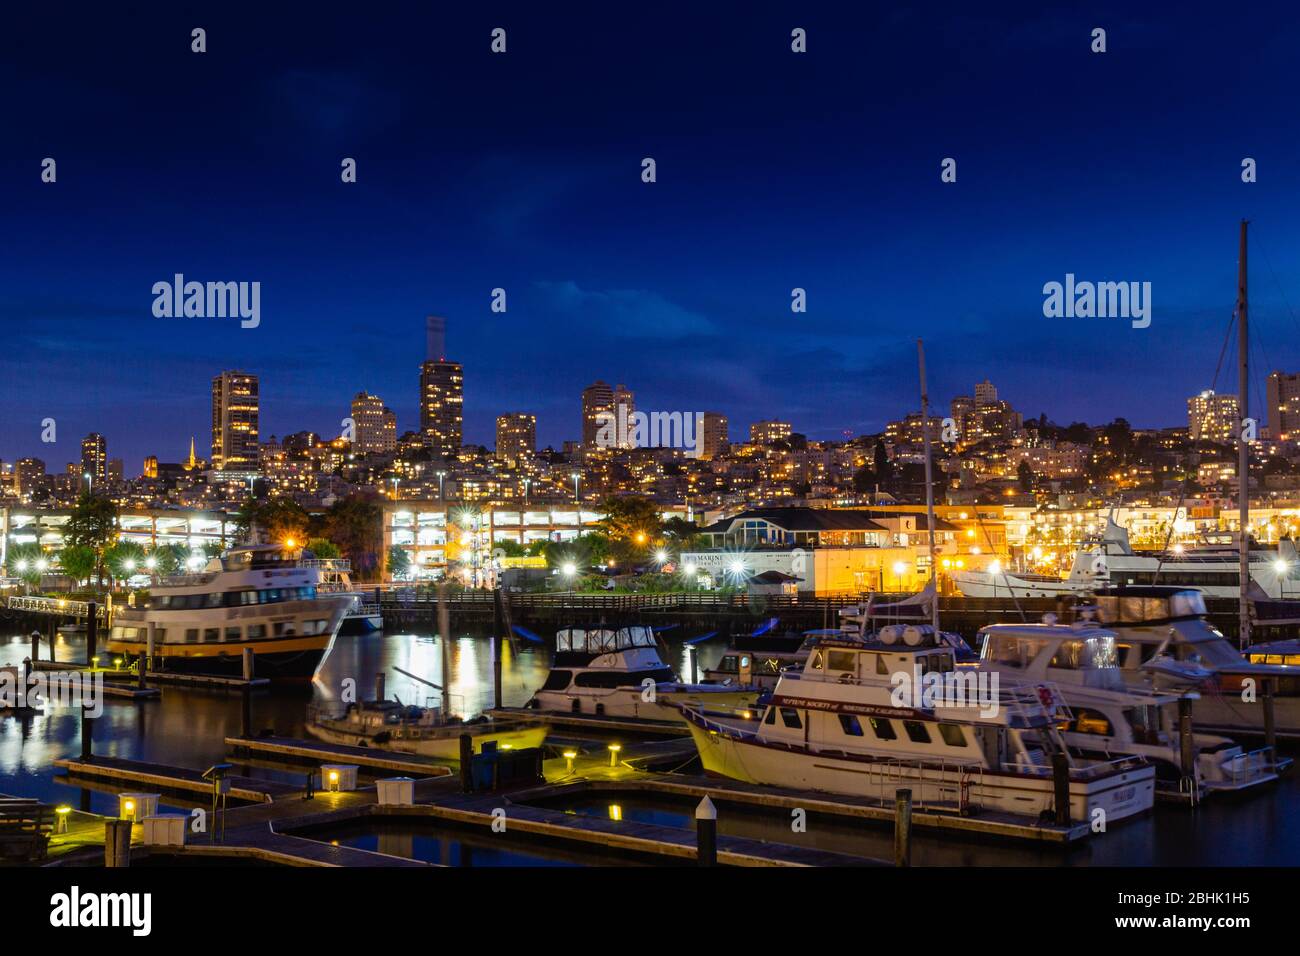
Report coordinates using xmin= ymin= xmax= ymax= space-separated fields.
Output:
xmin=917 ymin=339 xmax=940 ymax=631
xmin=1237 ymin=218 xmax=1250 ymax=649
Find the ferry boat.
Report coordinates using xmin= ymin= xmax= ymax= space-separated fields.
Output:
xmin=977 ymin=621 xmax=1279 ymax=800
xmin=306 ymin=700 xmax=548 ymax=760
xmin=954 ymin=518 xmax=1299 ymax=599
xmin=678 ymin=629 xmax=1155 ymax=822
xmin=303 ymin=557 xmax=383 ymax=634
xmin=1089 ymin=585 xmax=1300 ymax=740
xmin=107 ymin=544 xmax=352 ymax=679
xmin=527 ymin=625 xmax=761 ymax=723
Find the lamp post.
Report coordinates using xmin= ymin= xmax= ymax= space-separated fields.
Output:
xmin=571 ymin=471 xmax=581 ymax=507
xmin=436 ymin=471 xmax=447 ymax=501
xmin=391 ymin=476 xmax=399 ymax=500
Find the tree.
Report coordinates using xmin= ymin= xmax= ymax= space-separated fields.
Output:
xmin=387 ymin=545 xmax=411 ymax=580
xmin=596 ymin=496 xmax=662 ymax=543
xmin=662 ymin=516 xmax=702 ymax=551
xmin=873 ymin=440 xmax=892 ymax=485
xmin=8 ymin=542 xmax=46 ymax=588
xmin=104 ymin=540 xmax=147 ymax=587
xmin=151 ymin=544 xmax=184 ymax=576
xmin=59 ymin=544 xmax=97 ymax=585
xmin=305 ymin=537 xmax=341 ymax=559
xmin=493 ymin=539 xmax=528 ymax=558
xmin=323 ymin=492 xmax=383 ymax=579
xmin=257 ymin=499 xmax=311 ymax=545
xmin=1017 ymin=460 xmax=1036 ymax=492
xmin=63 ymin=492 xmax=118 ymax=588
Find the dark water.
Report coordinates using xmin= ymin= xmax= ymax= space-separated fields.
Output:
xmin=3 ymin=629 xmax=1298 ymax=865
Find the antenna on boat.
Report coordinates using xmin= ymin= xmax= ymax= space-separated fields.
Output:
xmin=917 ymin=339 xmax=940 ymax=632
xmin=1237 ymin=218 xmax=1251 ymax=650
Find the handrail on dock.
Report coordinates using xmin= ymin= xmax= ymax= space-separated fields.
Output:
xmin=6 ymin=596 xmax=109 ymax=619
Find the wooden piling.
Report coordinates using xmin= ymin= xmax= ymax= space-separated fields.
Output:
xmin=894 ymin=788 xmax=912 ymax=866
xmin=695 ymin=795 xmax=717 ymax=866
xmin=80 ymin=704 xmax=93 ymax=761
xmin=86 ymin=601 xmax=98 ymax=665
xmin=29 ymin=630 xmax=40 ymax=664
xmin=1178 ymin=697 xmax=1195 ymax=777
xmin=1263 ymin=678 xmax=1277 ymax=755
xmin=492 ymin=589 xmax=503 ymax=709
xmin=242 ymin=647 xmax=254 ymax=682
xmin=459 ymin=733 xmax=473 ymax=793
xmin=1052 ymin=752 xmax=1071 ymax=826
xmin=374 ymin=672 xmax=386 ymax=704
xmin=104 ymin=819 xmax=132 ymax=867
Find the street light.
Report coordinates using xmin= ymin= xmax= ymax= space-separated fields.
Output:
xmin=570 ymin=471 xmax=581 ymax=506
xmin=436 ymin=471 xmax=447 ymax=501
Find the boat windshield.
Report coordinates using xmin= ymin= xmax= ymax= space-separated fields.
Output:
xmin=556 ymin=626 xmax=658 ymax=652
xmin=1096 ymin=591 xmax=1207 ymax=624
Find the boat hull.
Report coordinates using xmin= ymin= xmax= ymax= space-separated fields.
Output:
xmin=531 ymin=685 xmax=760 ymax=724
xmin=683 ymin=719 xmax=1155 ymax=823
xmin=305 ymin=720 xmax=548 ymax=760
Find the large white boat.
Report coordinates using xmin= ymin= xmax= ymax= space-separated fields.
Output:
xmin=976 ymin=620 xmax=1278 ymax=800
xmin=1089 ymin=585 xmax=1300 ymax=740
xmin=954 ymin=518 xmax=1299 ymax=599
xmin=527 ymin=625 xmax=761 ymax=723
xmin=107 ymin=544 xmax=352 ymax=679
xmin=678 ymin=629 xmax=1155 ymax=822
xmin=303 ymin=556 xmax=383 ymax=634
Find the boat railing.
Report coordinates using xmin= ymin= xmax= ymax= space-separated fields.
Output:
xmin=867 ymin=756 xmax=983 ymax=811
xmin=300 ymin=558 xmax=353 ymax=572
xmin=1002 ymin=753 xmax=1146 ymax=780
xmin=1225 ymin=745 xmax=1277 ymax=784
xmin=155 ymin=572 xmax=219 ymax=587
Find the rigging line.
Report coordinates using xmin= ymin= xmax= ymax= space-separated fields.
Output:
xmin=1257 ymin=229 xmax=1300 ymax=340
xmin=1153 ymin=306 xmax=1239 ymax=583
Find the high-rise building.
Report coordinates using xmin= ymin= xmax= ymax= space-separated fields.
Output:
xmin=612 ymin=384 xmax=635 ymax=447
xmin=211 ymin=370 xmax=260 ymax=470
xmin=143 ymin=456 xmax=158 ymax=479
xmin=1187 ymin=389 xmax=1240 ymax=443
xmin=582 ymin=381 xmax=615 ymax=447
xmin=420 ymin=361 xmax=463 ymax=457
xmin=974 ymin=379 xmax=999 ymax=406
xmin=80 ymin=433 xmax=106 ymax=486
xmin=496 ymin=413 xmax=536 ymax=466
xmin=701 ymin=412 xmax=729 ymax=460
xmin=750 ymin=420 xmax=793 ymax=445
xmin=15 ymin=458 xmax=45 ymax=496
xmin=107 ymin=458 xmax=123 ymax=484
xmin=351 ymin=391 xmax=398 ymax=455
xmin=1267 ymin=371 xmax=1300 ymax=441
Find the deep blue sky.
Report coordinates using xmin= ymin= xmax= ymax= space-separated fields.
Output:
xmin=4 ymin=2 xmax=1300 ymax=473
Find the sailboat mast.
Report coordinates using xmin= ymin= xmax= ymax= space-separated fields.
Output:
xmin=1237 ymin=218 xmax=1250 ymax=648
xmin=917 ymin=339 xmax=940 ymax=631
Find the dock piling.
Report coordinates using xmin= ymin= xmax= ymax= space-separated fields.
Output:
xmin=1263 ymin=678 xmax=1277 ymax=755
xmin=894 ymin=789 xmax=912 ymax=866
xmin=459 ymin=733 xmax=473 ymax=793
xmin=1052 ymin=752 xmax=1071 ymax=826
xmin=374 ymin=672 xmax=385 ymax=703
xmin=695 ymin=795 xmax=717 ymax=866
xmin=492 ymin=589 xmax=504 ymax=709
xmin=29 ymin=629 xmax=40 ymax=663
xmin=86 ymin=601 xmax=97 ymax=666
xmin=104 ymin=819 xmax=132 ymax=867
xmin=242 ymin=647 xmax=254 ymax=682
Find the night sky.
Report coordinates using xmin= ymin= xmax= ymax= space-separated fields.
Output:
xmin=3 ymin=2 xmax=1300 ymax=472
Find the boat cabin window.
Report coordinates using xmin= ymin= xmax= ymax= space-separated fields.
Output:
xmin=981 ymin=634 xmax=1049 ymax=669
xmin=763 ymin=706 xmax=777 ymax=725
xmin=556 ymin=626 xmax=657 ymax=653
xmin=938 ymin=723 xmax=966 ymax=747
xmin=902 ymin=720 xmax=931 ymax=744
xmin=1066 ymin=708 xmax=1114 ymax=736
xmin=917 ymin=652 xmax=954 ymax=675
xmin=838 ymin=714 xmax=864 ymax=736
xmin=779 ymin=707 xmax=803 ymax=729
xmin=875 ymin=654 xmax=889 ymax=675
xmin=1048 ymin=637 xmax=1118 ymax=671
xmin=807 ymin=650 xmax=825 ymax=670
xmin=825 ymin=649 xmax=857 ymax=675
xmin=869 ymin=717 xmax=897 ymax=740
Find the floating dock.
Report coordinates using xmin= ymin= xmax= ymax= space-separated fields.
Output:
xmin=54 ymin=755 xmax=302 ymax=803
xmin=224 ymin=735 xmax=456 ymax=777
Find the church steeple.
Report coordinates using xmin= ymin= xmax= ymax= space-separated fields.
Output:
xmin=186 ymin=436 xmax=197 ymax=469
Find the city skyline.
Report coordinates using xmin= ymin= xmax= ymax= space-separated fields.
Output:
xmin=6 ymin=4 xmax=1300 ymax=468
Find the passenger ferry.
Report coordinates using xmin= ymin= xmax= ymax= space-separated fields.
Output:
xmin=303 ymin=556 xmax=383 ymax=634
xmin=954 ymin=518 xmax=1299 ymax=599
xmin=306 ymin=700 xmax=548 ymax=760
xmin=977 ymin=621 xmax=1279 ymax=800
xmin=678 ymin=629 xmax=1155 ymax=822
xmin=527 ymin=625 xmax=760 ymax=723
xmin=107 ymin=544 xmax=352 ymax=679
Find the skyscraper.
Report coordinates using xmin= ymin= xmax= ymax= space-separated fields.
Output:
xmin=1267 ymin=371 xmax=1300 ymax=441
xmin=351 ymin=391 xmax=398 ymax=455
xmin=211 ymin=370 xmax=260 ymax=470
xmin=1187 ymin=389 xmax=1240 ymax=442
xmin=974 ymin=379 xmax=999 ymax=406
xmin=496 ymin=413 xmax=536 ymax=466
xmin=700 ymin=412 xmax=729 ymax=460
xmin=750 ymin=420 xmax=793 ymax=445
xmin=80 ymin=433 xmax=106 ymax=486
xmin=419 ymin=318 xmax=463 ymax=457
xmin=581 ymin=381 xmax=613 ymax=447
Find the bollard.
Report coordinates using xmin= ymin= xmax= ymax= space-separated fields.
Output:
xmin=1052 ymin=751 xmax=1071 ymax=826
xmin=459 ymin=734 xmax=474 ymax=793
xmin=104 ymin=819 xmax=132 ymax=867
xmin=374 ymin=672 xmax=386 ymax=704
xmin=894 ymin=788 xmax=912 ymax=866
xmin=242 ymin=647 xmax=254 ymax=682
xmin=86 ymin=602 xmax=98 ymax=666
xmin=695 ymin=795 xmax=717 ymax=866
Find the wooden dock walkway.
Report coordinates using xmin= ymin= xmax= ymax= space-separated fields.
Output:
xmin=484 ymin=706 xmax=688 ymax=737
xmin=224 ymin=735 xmax=456 ymax=777
xmin=54 ymin=755 xmax=302 ymax=803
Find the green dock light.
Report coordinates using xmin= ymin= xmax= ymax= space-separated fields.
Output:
xmin=90 ymin=656 xmax=100 ymax=670
xmin=55 ymin=806 xmax=71 ymax=834
xmin=608 ymin=743 xmax=622 ymax=768
xmin=563 ymin=750 xmax=577 ymax=773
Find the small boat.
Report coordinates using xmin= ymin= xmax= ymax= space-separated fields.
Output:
xmin=527 ymin=625 xmax=761 ymax=723
xmin=306 ymin=699 xmax=548 ymax=760
xmin=702 ymin=631 xmax=810 ymax=690
xmin=977 ymin=620 xmax=1280 ymax=801
xmin=678 ymin=628 xmax=1156 ymax=823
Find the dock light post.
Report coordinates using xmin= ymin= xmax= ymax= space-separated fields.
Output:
xmin=54 ymin=806 xmax=71 ymax=834
xmin=695 ymin=795 xmax=718 ymax=866
xmin=608 ymin=743 xmax=622 ymax=768
xmin=563 ymin=750 xmax=577 ymax=773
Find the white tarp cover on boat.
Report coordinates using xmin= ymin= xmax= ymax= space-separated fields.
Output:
xmin=556 ymin=626 xmax=657 ymax=652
